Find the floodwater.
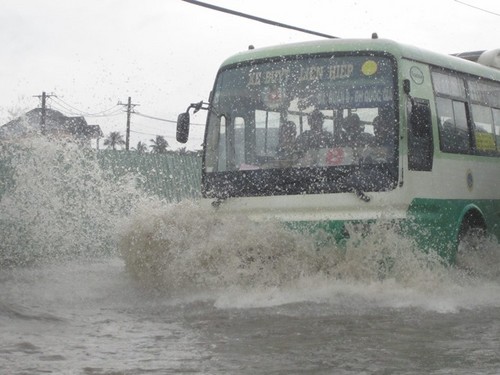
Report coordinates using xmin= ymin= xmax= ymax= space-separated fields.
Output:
xmin=1 ymin=139 xmax=500 ymax=374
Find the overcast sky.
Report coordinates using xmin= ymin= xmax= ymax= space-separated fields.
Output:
xmin=1 ymin=0 xmax=499 ymax=150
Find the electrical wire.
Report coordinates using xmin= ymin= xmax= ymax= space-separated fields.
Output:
xmin=55 ymin=96 xmax=122 ymax=116
xmin=131 ymin=124 xmax=202 ymax=141
xmin=46 ymin=96 xmax=206 ymax=127
xmin=454 ymin=0 xmax=500 ymax=17
xmin=134 ymin=111 xmax=205 ymax=126
xmin=130 ymin=129 xmax=203 ymax=142
xmin=51 ymin=102 xmax=124 ymax=118
xmin=48 ymin=99 xmax=83 ymax=116
xmin=182 ymin=0 xmax=339 ymax=39
xmin=84 ymin=109 xmax=125 ymax=118
xmin=130 ymin=124 xmax=177 ymax=135
xmin=133 ymin=111 xmax=176 ymax=123
xmin=130 ymin=129 xmax=174 ymax=137
xmin=50 ymin=96 xmax=123 ymax=117
xmin=45 ymin=95 xmax=206 ymax=142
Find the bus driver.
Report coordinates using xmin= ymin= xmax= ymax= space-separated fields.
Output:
xmin=296 ymin=109 xmax=334 ymax=154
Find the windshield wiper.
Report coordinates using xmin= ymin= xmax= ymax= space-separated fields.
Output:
xmin=344 ymin=174 xmax=371 ymax=202
xmin=352 ymin=187 xmax=371 ymax=202
xmin=211 ymin=196 xmax=227 ymax=208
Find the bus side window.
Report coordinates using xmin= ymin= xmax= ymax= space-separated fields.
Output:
xmin=494 ymin=108 xmax=500 ymax=152
xmin=408 ymin=99 xmax=433 ymax=171
xmin=436 ymin=98 xmax=471 ymax=153
xmin=217 ymin=116 xmax=227 ymax=171
xmin=471 ymin=104 xmax=496 ymax=154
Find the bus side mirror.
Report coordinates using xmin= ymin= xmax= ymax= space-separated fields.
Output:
xmin=408 ymin=100 xmax=433 ymax=171
xmin=410 ymin=103 xmax=431 ymax=137
xmin=403 ymin=79 xmax=411 ymax=95
xmin=176 ymin=112 xmax=190 ymax=143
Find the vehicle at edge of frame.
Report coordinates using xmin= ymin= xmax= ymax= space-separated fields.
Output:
xmin=177 ymin=37 xmax=500 ymax=265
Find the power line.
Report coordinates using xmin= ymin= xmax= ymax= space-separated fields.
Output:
xmin=50 ymin=96 xmax=122 ymax=117
xmin=131 ymin=122 xmax=198 ymax=136
xmin=131 ymin=122 xmax=203 ymax=142
xmin=454 ymin=0 xmax=500 ymax=17
xmin=131 ymin=121 xmax=177 ymax=134
xmin=50 ymin=100 xmax=124 ymax=118
xmin=131 ymin=130 xmax=178 ymax=141
xmin=31 ymin=92 xmax=206 ymax=144
xmin=47 ymin=98 xmax=81 ymax=116
xmin=182 ymin=0 xmax=339 ymax=39
xmin=134 ymin=111 xmax=205 ymax=126
xmin=81 ymin=110 xmax=125 ymax=118
xmin=42 ymin=94 xmax=206 ymax=126
xmin=130 ymin=129 xmax=173 ymax=137
xmin=134 ymin=111 xmax=176 ymax=123
xmin=130 ymin=129 xmax=203 ymax=142
xmin=130 ymin=124 xmax=178 ymax=136
xmin=55 ymin=96 xmax=118 ymax=116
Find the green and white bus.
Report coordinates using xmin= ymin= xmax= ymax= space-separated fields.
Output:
xmin=177 ymin=38 xmax=500 ymax=263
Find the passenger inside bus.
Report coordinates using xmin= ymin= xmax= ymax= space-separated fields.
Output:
xmin=361 ymin=114 xmax=395 ymax=163
xmin=372 ymin=115 xmax=395 ymax=147
xmin=440 ymin=119 xmax=470 ymax=152
xmin=276 ymin=120 xmax=298 ymax=163
xmin=339 ymin=113 xmax=374 ymax=147
xmin=296 ymin=109 xmax=333 ymax=154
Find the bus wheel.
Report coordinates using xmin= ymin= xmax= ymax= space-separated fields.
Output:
xmin=455 ymin=214 xmax=487 ymax=274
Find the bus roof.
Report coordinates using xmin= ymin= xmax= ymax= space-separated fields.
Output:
xmin=219 ymin=38 xmax=500 ymax=81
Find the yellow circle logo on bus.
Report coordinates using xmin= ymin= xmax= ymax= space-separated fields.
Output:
xmin=361 ymin=60 xmax=378 ymax=76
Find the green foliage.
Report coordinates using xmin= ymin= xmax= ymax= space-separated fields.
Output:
xmin=103 ymin=131 xmax=125 ymax=150
xmin=149 ymin=135 xmax=169 ymax=153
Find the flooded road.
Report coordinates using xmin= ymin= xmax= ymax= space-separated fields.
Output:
xmin=2 ymin=249 xmax=500 ymax=374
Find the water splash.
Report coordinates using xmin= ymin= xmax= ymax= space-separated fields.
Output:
xmin=119 ymin=202 xmax=450 ymax=290
xmin=0 ymin=137 xmax=142 ymax=266
xmin=119 ymin=200 xmax=500 ymax=311
xmin=455 ymin=231 xmax=500 ymax=280
xmin=120 ymin=200 xmax=321 ymax=291
xmin=3 ymin=135 xmax=499 ymax=313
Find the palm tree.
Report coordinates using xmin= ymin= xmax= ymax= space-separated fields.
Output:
xmin=149 ymin=135 xmax=169 ymax=153
xmin=133 ymin=141 xmax=148 ymax=154
xmin=103 ymin=131 xmax=125 ymax=150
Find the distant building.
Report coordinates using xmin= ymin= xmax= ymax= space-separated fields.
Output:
xmin=0 ymin=108 xmax=103 ymax=148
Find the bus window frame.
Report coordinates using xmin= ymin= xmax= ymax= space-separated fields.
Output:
xmin=408 ymin=98 xmax=433 ymax=171
xmin=201 ymin=51 xmax=400 ymax=198
xmin=431 ymin=67 xmax=500 ymax=158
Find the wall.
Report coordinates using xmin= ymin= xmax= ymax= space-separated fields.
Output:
xmin=97 ymin=151 xmax=202 ymax=202
xmin=0 ymin=146 xmax=202 ymax=202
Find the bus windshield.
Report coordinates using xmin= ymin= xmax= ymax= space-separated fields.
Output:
xmin=204 ymin=53 xmax=399 ymax=198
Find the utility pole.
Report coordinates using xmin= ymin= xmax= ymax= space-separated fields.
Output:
xmin=33 ymin=91 xmax=55 ymax=135
xmin=118 ymin=97 xmax=139 ymax=150
xmin=41 ymin=92 xmax=47 ymax=135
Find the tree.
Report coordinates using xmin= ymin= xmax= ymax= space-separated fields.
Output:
xmin=103 ymin=131 xmax=125 ymax=150
xmin=149 ymin=135 xmax=169 ymax=153
xmin=133 ymin=141 xmax=148 ymax=154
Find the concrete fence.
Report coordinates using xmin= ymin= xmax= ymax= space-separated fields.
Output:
xmin=97 ymin=151 xmax=202 ymax=202
xmin=0 ymin=147 xmax=202 ymax=202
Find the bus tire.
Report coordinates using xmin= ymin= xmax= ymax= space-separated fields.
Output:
xmin=455 ymin=210 xmax=487 ymax=271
